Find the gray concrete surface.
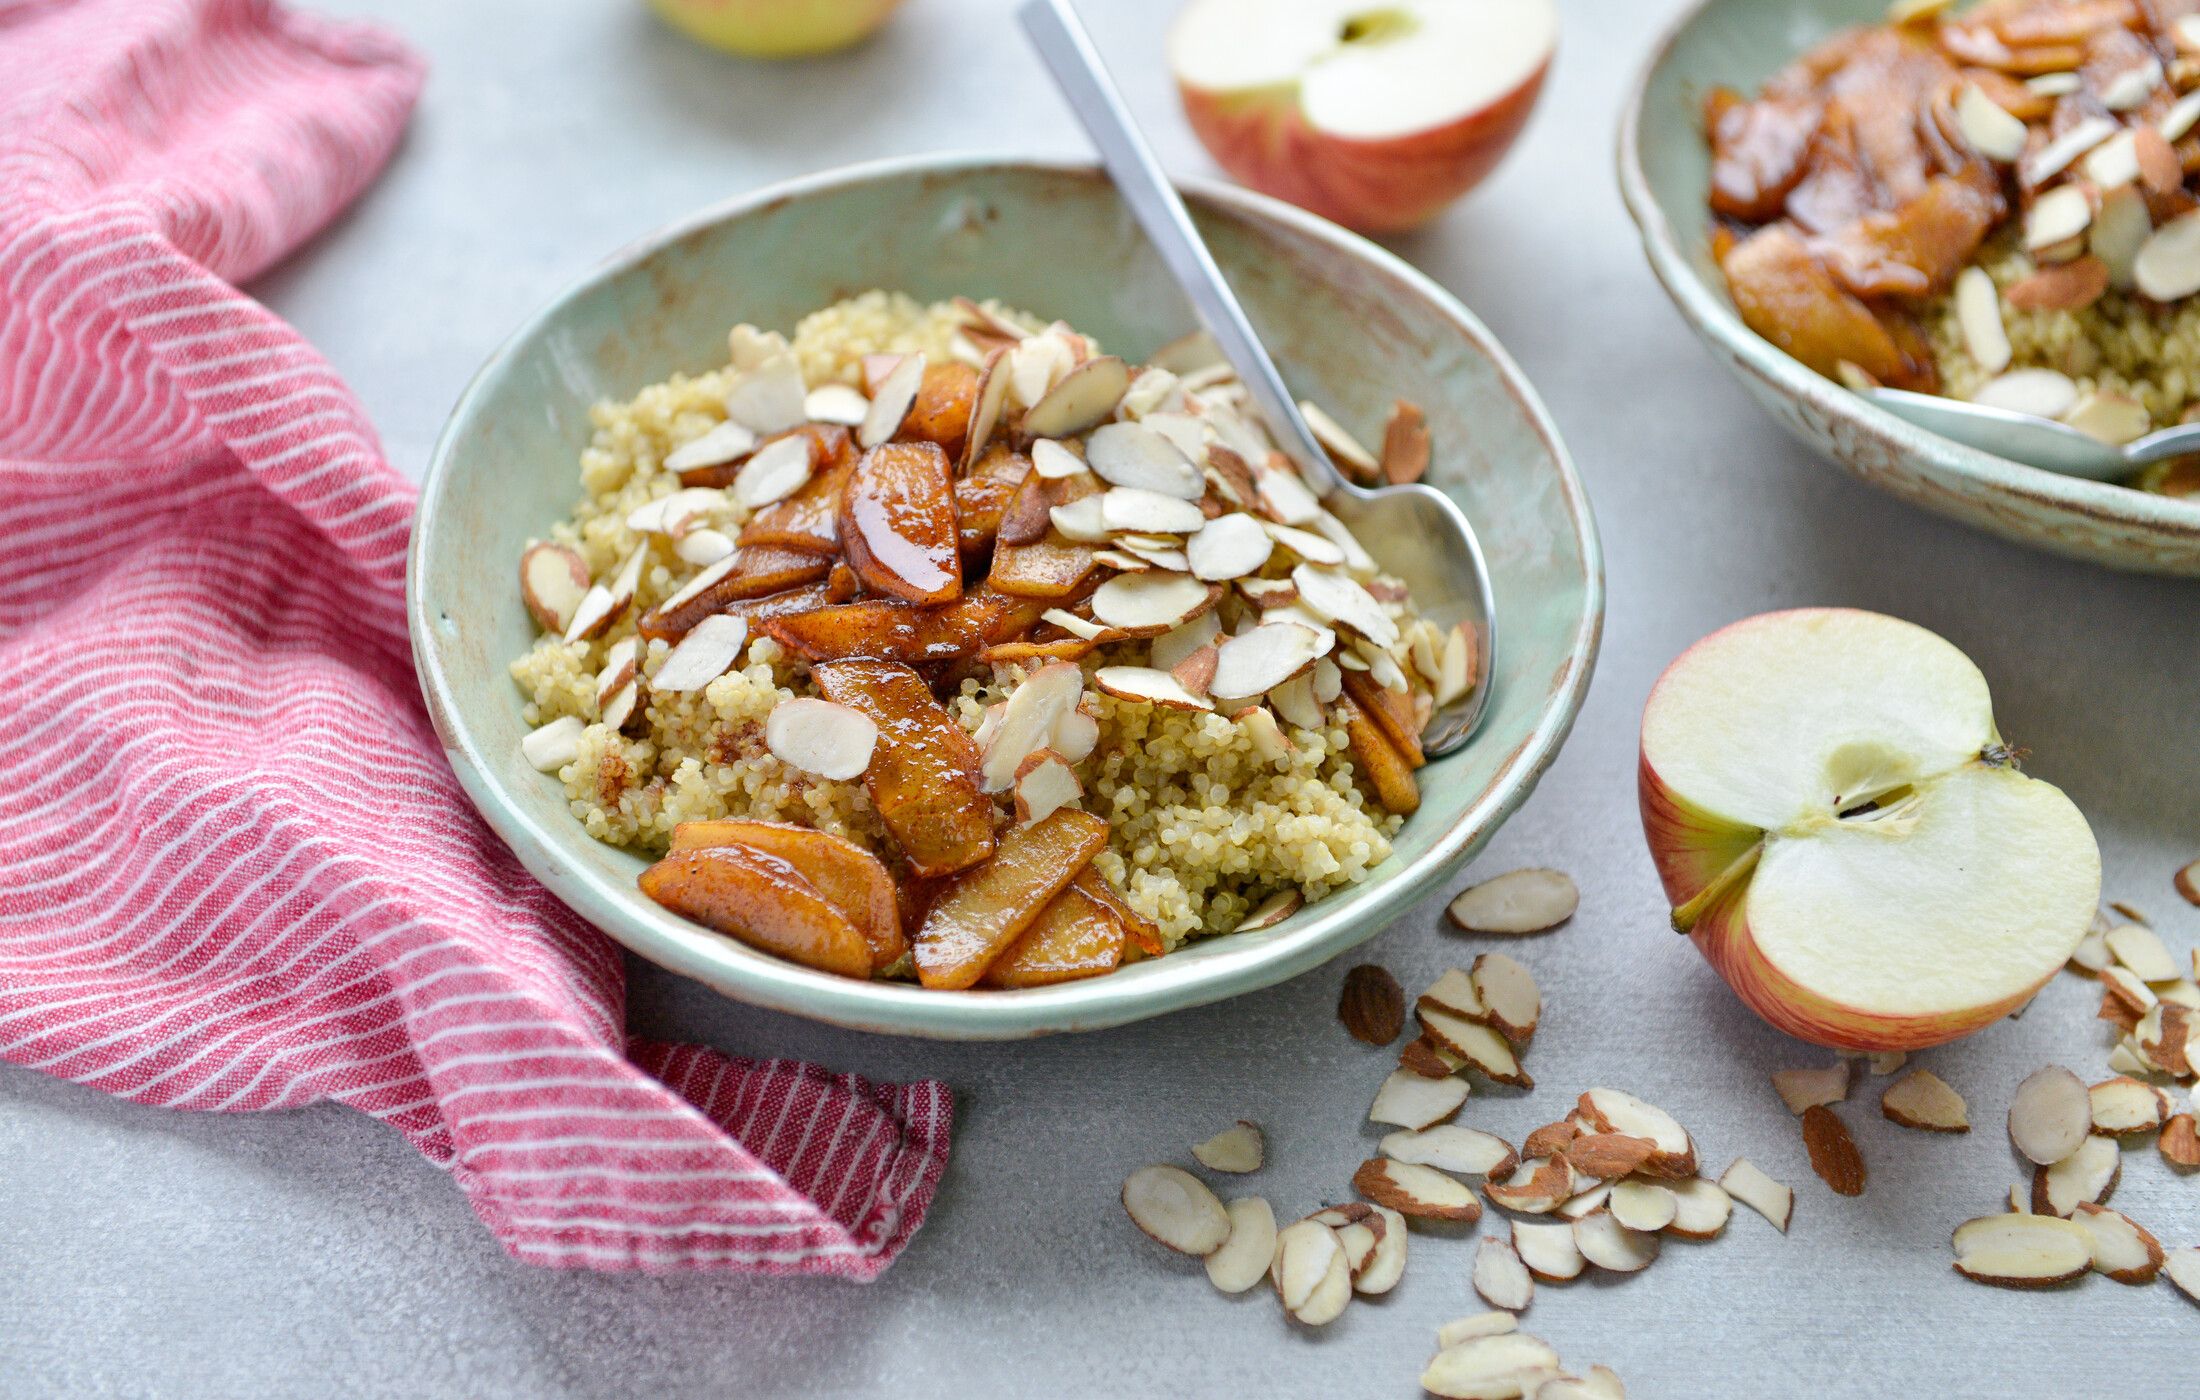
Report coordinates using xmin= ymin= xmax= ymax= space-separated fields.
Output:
xmin=3 ymin=0 xmax=2194 ymax=1394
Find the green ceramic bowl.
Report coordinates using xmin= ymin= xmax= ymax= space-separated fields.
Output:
xmin=1620 ymin=0 xmax=2200 ymax=575
xmin=409 ymin=155 xmax=1600 ymax=1039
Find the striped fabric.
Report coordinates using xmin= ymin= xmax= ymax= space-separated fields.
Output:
xmin=0 ymin=0 xmax=950 ymax=1277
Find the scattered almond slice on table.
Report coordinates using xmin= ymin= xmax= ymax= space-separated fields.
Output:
xmin=1121 ymin=1165 xmax=1232 ymax=1256
xmin=1486 ymin=1157 xmax=1577 ymax=1215
xmin=1371 ymin=1068 xmax=1471 ymax=1131
xmin=1419 ymin=1333 xmax=1564 ymax=1400
xmin=1446 ymin=869 xmax=1579 ymax=935
xmin=1565 ymin=1134 xmax=1658 ymax=1182
xmin=1881 ymin=1069 xmax=1969 ymax=1132
xmin=1469 ymin=953 xmax=1541 ymax=1045
xmin=2160 ymin=1114 xmax=2200 ymax=1167
xmin=2009 ymin=1066 xmax=2092 ymax=1166
xmin=2070 ymin=1203 xmax=2164 ymax=1285
xmin=1952 ymin=1213 xmax=2094 ymax=1288
xmin=1203 ymin=1197 xmax=1275 ymax=1294
xmin=1190 ymin=1121 xmax=1262 ymax=1174
xmin=1662 ymin=1177 xmax=1732 ymax=1240
xmin=1354 ymin=1158 xmax=1482 ymax=1222
xmin=1382 ymin=1125 xmax=1518 ymax=1178
xmin=1771 ymin=1064 xmax=1849 ymax=1115
xmin=2088 ymin=1076 xmax=2171 ymax=1135
xmin=1718 ymin=1159 xmax=1792 ymax=1231
xmin=1435 ymin=1312 xmax=1518 ymax=1349
xmin=1272 ymin=1218 xmax=1352 ymax=1326
xmin=1573 ymin=1211 xmax=1659 ymax=1273
xmin=1472 ymin=1235 xmax=1535 ymax=1312
xmin=2032 ymin=1135 xmax=2119 ymax=1217
xmin=1511 ymin=1220 xmax=1584 ymax=1282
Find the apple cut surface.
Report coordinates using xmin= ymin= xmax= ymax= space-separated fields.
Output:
xmin=1639 ymin=610 xmax=2099 ymax=1050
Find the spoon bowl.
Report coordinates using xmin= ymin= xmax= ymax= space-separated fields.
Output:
xmin=1859 ymin=387 xmax=2200 ymax=483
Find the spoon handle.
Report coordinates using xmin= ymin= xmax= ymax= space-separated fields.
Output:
xmin=2123 ymin=419 xmax=2200 ymax=466
xmin=1016 ymin=0 xmax=1348 ymax=496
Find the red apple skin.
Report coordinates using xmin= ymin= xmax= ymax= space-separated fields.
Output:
xmin=1176 ymin=57 xmax=1551 ymax=234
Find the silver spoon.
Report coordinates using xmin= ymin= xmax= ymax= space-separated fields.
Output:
xmin=1017 ymin=0 xmax=1498 ymax=756
xmin=1860 ymin=386 xmax=2200 ymax=483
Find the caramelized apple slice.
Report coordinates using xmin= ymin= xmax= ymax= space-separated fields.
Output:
xmin=1073 ymin=865 xmax=1164 ymax=959
xmin=638 ymin=845 xmax=872 ymax=979
xmin=637 ymin=547 xmax=833 ymax=641
xmin=762 ymin=588 xmax=1045 ymax=664
xmin=914 ymin=808 xmax=1110 ymax=989
xmin=954 ymin=445 xmax=1032 ymax=566
xmin=901 ymin=360 xmax=978 ymax=456
xmin=1338 ymin=695 xmax=1420 ymax=816
xmin=669 ymin=819 xmax=905 ymax=972
xmin=979 ymin=878 xmax=1127 ymax=988
xmin=839 ymin=441 xmax=961 ymax=606
xmin=1341 ymin=669 xmax=1426 ymax=768
xmin=738 ymin=426 xmax=855 ymax=554
xmin=812 ymin=659 xmax=997 ymax=878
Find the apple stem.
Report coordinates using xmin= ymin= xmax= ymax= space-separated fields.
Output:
xmin=1669 ymin=840 xmax=1762 ymax=935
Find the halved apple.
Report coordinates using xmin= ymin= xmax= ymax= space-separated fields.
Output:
xmin=1169 ymin=0 xmax=1556 ymax=234
xmin=1639 ymin=609 xmax=2099 ymax=1051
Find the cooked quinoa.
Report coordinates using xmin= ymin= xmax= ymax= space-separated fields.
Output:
xmin=510 ymin=292 xmax=1410 ymax=954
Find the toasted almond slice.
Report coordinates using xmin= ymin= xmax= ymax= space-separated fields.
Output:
xmin=1089 ymin=572 xmax=1213 ymax=635
xmin=1235 ymin=888 xmax=1301 ymax=933
xmin=1662 ymin=1177 xmax=1732 ymax=1240
xmin=1472 ymin=1235 xmax=1534 ymax=1311
xmin=1354 ymin=1157 xmax=1481 ymax=1222
xmin=1249 ymin=453 xmax=1322 ymax=525
xmin=1094 ymin=549 xmax=1152 ymax=573
xmin=1421 ymin=1335 xmax=1563 ymax=1400
xmin=1565 ymin=1134 xmax=1659 ymax=1182
xmin=2070 ymin=1202 xmax=2163 ymax=1284
xmin=1237 ymin=575 xmax=1301 ymax=610
xmin=1420 ymin=1006 xmax=1532 ymax=1088
xmin=653 ymin=614 xmax=749 ymax=693
xmin=2136 ymin=1003 xmax=2196 ymax=1075
xmin=1023 ymin=441 xmax=1083 ymax=488
xmin=1101 ymin=485 xmax=1205 ymax=535
xmin=1292 ymin=564 xmax=1398 ymax=648
xmin=1091 ymin=665 xmax=1213 ymax=713
xmin=2069 ymin=929 xmax=2111 ymax=973
xmin=1486 ymin=1158 xmax=1577 ymax=1215
xmin=854 ymin=352 xmax=924 ymax=448
xmin=2032 ymin=1135 xmax=2119 ymax=1217
xmin=1022 ymin=354 xmax=1130 ymax=440
xmin=1086 ymin=420 xmax=1199 ymax=501
xmin=1446 ymin=869 xmax=1579 ymax=935
xmin=2161 ymin=1113 xmax=2200 ymax=1167
xmin=1300 ymin=399 xmax=1379 ymax=480
xmin=731 ymin=433 xmax=814 ymax=509
xmin=803 ymin=383 xmax=869 ymax=427
xmin=1355 ymin=1203 xmax=1409 ymax=1294
xmin=1523 ymin=1122 xmax=1577 ymax=1161
xmin=2137 ymin=208 xmax=2200 ymax=301
xmin=664 ymin=419 xmax=759 ymax=474
xmin=1950 ymin=1212 xmax=2093 ymax=1288
xmin=2105 ymin=922 xmax=2177 ymax=982
xmin=1556 ymin=1182 xmax=1612 ymax=1221
xmin=2102 ymin=56 xmax=2164 ymax=110
xmin=1510 ymin=1220 xmax=1584 ymax=1283
xmin=1399 ymin=1034 xmax=1463 ymax=1078
xmin=2009 ymin=1066 xmax=2092 ymax=1166
xmin=1272 ymin=1218 xmax=1349 ymax=1322
xmin=1383 ymin=1125 xmax=1517 ymax=1178
xmin=1209 ymin=621 xmax=1327 ymax=700
xmin=1470 ymin=953 xmax=1540 ymax=1046
xmin=2171 ymin=1247 xmax=2200 ymax=1301
xmin=1576 ymin=1089 xmax=1695 ymax=1178
xmin=1971 ymin=367 xmax=2078 ymax=418
xmin=1186 ymin=512 xmax=1274 ymax=582
xmin=1880 ymin=1068 xmax=1969 ymax=1132
xmin=1122 ymin=1164 xmax=1230 ymax=1255
xmin=1370 ymin=1068 xmax=1472 ymax=1131
xmin=1573 ymin=1211 xmax=1658 ymax=1273
xmin=1339 ymin=962 xmax=1405 ymax=1045
xmin=1718 ymin=1158 xmax=1791 ymax=1232
xmin=520 ymin=542 xmax=591 ymax=633
xmin=1191 ymin=1120 xmax=1263 ymax=1174
xmin=1607 ymin=1180 xmax=1678 ymax=1233
xmin=521 ymin=715 xmax=584 ymax=772
xmin=1418 ymin=967 xmax=1484 ymax=1018
xmin=1011 ymin=747 xmax=1083 ymax=827
xmin=1147 ymin=610 xmax=1221 ymax=673
xmin=1204 ymin=1196 xmax=1276 ymax=1294
xmin=2102 ymin=963 xmax=2159 ymax=1013
xmin=1435 ymin=1312 xmax=1519 ymax=1348
xmin=2089 ymin=1076 xmax=2172 ymax=1135
xmin=1772 ymin=1065 xmax=1850 ymax=1115
xmin=1262 ymin=520 xmax=1348 ymax=567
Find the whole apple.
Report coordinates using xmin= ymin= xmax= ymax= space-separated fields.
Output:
xmin=648 ymin=0 xmax=906 ymax=59
xmin=1638 ymin=609 xmax=2099 ymax=1052
xmin=1168 ymin=0 xmax=1556 ymax=234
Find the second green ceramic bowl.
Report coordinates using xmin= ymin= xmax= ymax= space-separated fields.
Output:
xmin=1620 ymin=0 xmax=2200 ymax=575
xmin=409 ymin=156 xmax=1600 ymax=1039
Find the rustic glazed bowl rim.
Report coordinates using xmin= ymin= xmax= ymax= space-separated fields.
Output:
xmin=408 ymin=152 xmax=1602 ymax=1040
xmin=1616 ymin=0 xmax=2200 ymax=539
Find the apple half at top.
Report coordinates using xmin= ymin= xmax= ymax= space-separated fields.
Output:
xmin=1168 ymin=0 xmax=1556 ymax=234
xmin=1639 ymin=609 xmax=2099 ymax=1051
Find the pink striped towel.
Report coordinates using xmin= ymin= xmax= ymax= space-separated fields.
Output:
xmin=0 ymin=0 xmax=950 ymax=1276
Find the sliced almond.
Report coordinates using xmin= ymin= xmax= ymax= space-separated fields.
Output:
xmin=521 ymin=715 xmax=584 ymax=773
xmin=1446 ymin=869 xmax=1579 ymax=935
xmin=1292 ymin=564 xmax=1398 ymax=648
xmin=1950 ymin=1212 xmax=2093 ymax=1288
xmin=731 ymin=432 xmax=814 ymax=509
xmin=2104 ymin=922 xmax=2177 ymax=982
xmin=2107 ymin=1040 xmax=2153 ymax=1077
xmin=1955 ymin=83 xmax=2026 ymax=162
xmin=1300 ymin=399 xmax=1379 ymax=480
xmin=1418 ymin=968 xmax=1483 ymax=1019
xmin=2063 ymin=389 xmax=2151 ymax=446
xmin=563 ymin=545 xmax=647 ymax=643
xmin=725 ymin=358 xmax=808 ymax=436
xmin=1538 ymin=1370 xmax=1625 ymax=1400
xmin=1091 ymin=665 xmax=1212 ymax=713
xmin=979 ymin=662 xmax=1085 ymax=792
xmin=1204 ymin=1196 xmax=1276 ymax=1293
xmin=663 ymin=419 xmax=758 ymax=475
xmin=2135 ymin=207 xmax=2200 ymax=301
xmin=1470 ymin=953 xmax=1540 ymax=1046
xmin=1399 ymin=1034 xmax=1462 ymax=1078
xmin=1272 ymin=1218 xmax=1351 ymax=1325
xmin=2071 ymin=1202 xmax=2164 ymax=1284
xmin=1576 ymin=1089 xmax=1695 ymax=1178
xmin=2102 ymin=963 xmax=2159 ymax=1014
xmin=1472 ymin=1235 xmax=1534 ymax=1311
xmin=1234 ymin=704 xmax=1292 ymax=762
xmin=2101 ymin=55 xmax=2163 ymax=110
xmin=1236 ymin=575 xmax=1300 ymax=610
xmin=1370 ymin=1068 xmax=1471 ymax=1131
xmin=1234 ymin=888 xmax=1301 ymax=933
xmin=1485 ymin=1158 xmax=1578 ymax=1215
xmin=1185 ymin=511 xmax=1274 ymax=581
xmin=1021 ymin=354 xmax=1129 ymax=440
xmin=1437 ymin=621 xmax=1478 ymax=707
xmin=1572 ymin=1211 xmax=1659 ymax=1273
xmin=1101 ymin=485 xmax=1205 ymax=536
xmin=1353 ymin=1157 xmax=1482 ymax=1221
xmin=2176 ymin=857 xmax=2200 ymax=906
xmin=2069 ymin=929 xmax=2111 ymax=973
xmin=1435 ymin=1312 xmax=1518 ymax=1348
xmin=959 ymin=349 xmax=1012 ymax=471
xmin=519 ymin=541 xmax=591 ymax=633
xmin=1557 ymin=1182 xmax=1612 ymax=1221
xmin=856 ymin=352 xmax=924 ymax=448
xmin=1089 ymin=572 xmax=1213 ymax=635
xmin=1421 ymin=1335 xmax=1562 ymax=1400
xmin=1511 ymin=1220 xmax=1584 ymax=1283
xmin=1382 ymin=1125 xmax=1518 ymax=1178
xmin=1147 ymin=610 xmax=1221 ymax=673
xmin=1880 ymin=1068 xmax=1969 ymax=1132
xmin=1209 ymin=621 xmax=1328 ymax=700
xmin=764 ymin=697 xmax=877 ymax=781
xmin=1249 ymin=453 xmax=1322 ymax=526
xmin=675 ymin=528 xmax=735 ymax=567
xmin=1772 ymin=1065 xmax=1850 ymax=1116
xmin=2031 ymin=1135 xmax=2119 ymax=1217
xmin=1121 ymin=1164 xmax=1230 ymax=1255
xmin=1045 ymin=495 xmax=1111 ymax=543
xmin=1799 ymin=1105 xmax=1866 ymax=1197
xmin=1953 ymin=267 xmax=2010 ymax=374
xmin=1379 ymin=399 xmax=1431 ymax=485
xmin=2022 ymin=115 xmax=2115 ymax=186
xmin=1606 ymin=1180 xmax=1678 ymax=1233
xmin=1662 ymin=1177 xmax=1732 ymax=1240
xmin=1261 ymin=520 xmax=1348 ymax=567
xmin=1190 ymin=1120 xmax=1263 ymax=1174
xmin=1006 ymin=333 xmax=1072 ymax=408
xmin=1972 ymin=367 xmax=2078 ymax=418
xmin=2089 ymin=1076 xmax=2172 ymax=1135
xmin=2161 ymin=1114 xmax=2200 ymax=1167
xmin=1419 ymin=1006 xmax=1532 ymax=1088
xmin=2009 ymin=1065 xmax=2092 ymax=1165
xmin=2171 ymin=1247 xmax=2200 ymax=1301
xmin=1523 ymin=1122 xmax=1577 ymax=1161
xmin=1565 ymin=1134 xmax=1660 ymax=1182
xmin=1355 ymin=1203 xmax=1408 ymax=1294
xmin=652 ymin=613 xmax=748 ymax=693
xmin=1865 ymin=1050 xmax=1907 ymax=1076
xmin=1718 ymin=1158 xmax=1792 ymax=1232
xmin=1339 ymin=963 xmax=1405 ymax=1045
xmin=1011 ymin=747 xmax=1083 ymax=826
xmin=803 ymin=383 xmax=869 ymax=427
xmin=1266 ymin=671 xmax=1323 ymax=731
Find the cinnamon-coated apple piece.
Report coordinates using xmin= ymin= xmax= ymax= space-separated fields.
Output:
xmin=1341 ymin=668 xmax=1425 ymax=768
xmin=899 ymin=360 xmax=978 ymax=456
xmin=738 ymin=426 xmax=855 ymax=553
xmin=761 ymin=587 xmax=1045 ymax=664
xmin=838 ymin=440 xmax=961 ymax=606
xmin=1338 ymin=695 xmax=1420 ymax=815
xmin=1640 ymin=609 xmax=2100 ymax=1051
xmin=979 ymin=877 xmax=1127 ymax=988
xmin=813 ymin=659 xmax=997 ymax=878
xmin=669 ymin=819 xmax=905 ymax=972
xmin=913 ymin=808 xmax=1110 ymax=989
xmin=1073 ymin=865 xmax=1165 ymax=958
xmin=953 ymin=445 xmax=1033 ymax=566
xmin=638 ymin=845 xmax=873 ymax=979
xmin=637 ymin=547 xmax=833 ymax=641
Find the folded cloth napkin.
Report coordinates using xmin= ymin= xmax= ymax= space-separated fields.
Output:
xmin=0 ymin=0 xmax=950 ymax=1277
